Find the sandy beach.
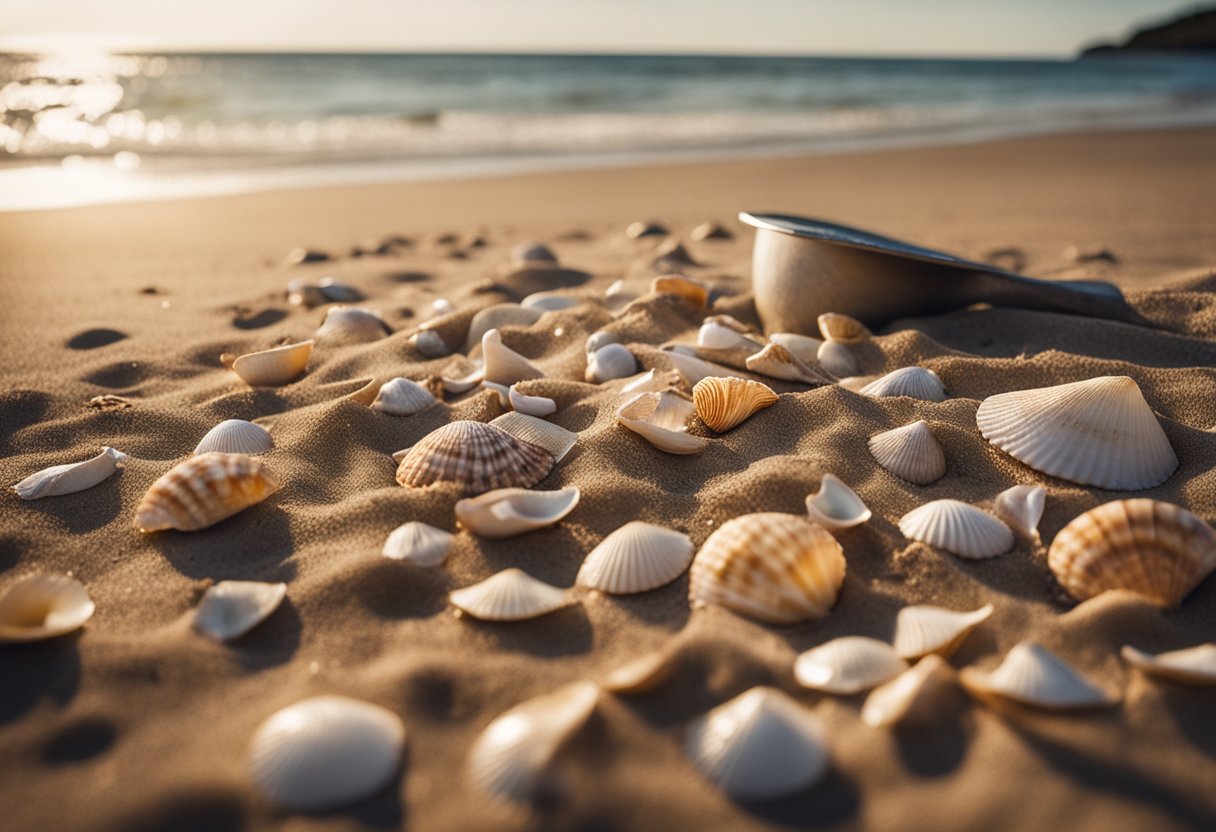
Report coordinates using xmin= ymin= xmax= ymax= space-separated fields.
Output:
xmin=2 ymin=125 xmax=1215 ymax=831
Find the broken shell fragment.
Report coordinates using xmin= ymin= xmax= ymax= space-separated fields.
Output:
xmin=804 ymin=474 xmax=871 ymax=531
xmin=489 ymin=411 xmax=577 ymax=462
xmin=859 ymin=367 xmax=946 ymax=401
xmin=994 ymin=485 xmax=1046 ymax=544
xmin=899 ymin=500 xmax=1013 ymax=559
xmin=692 ymin=376 xmax=778 ymax=433
xmin=455 ymin=487 xmax=581 ymax=539
xmin=617 ymin=391 xmax=708 ymax=455
xmin=691 ymin=221 xmax=732 ymax=241
xmin=134 ymin=453 xmax=281 ymax=533
xmin=959 ymin=641 xmax=1119 ymax=709
xmin=586 ymin=343 xmax=638 ymax=383
xmin=465 ymin=304 xmax=544 ymax=352
xmin=13 ymin=447 xmax=128 ymax=500
xmin=370 ymin=378 xmax=438 ymax=416
xmin=661 ymin=348 xmax=737 ymax=386
xmin=576 ymin=521 xmax=694 ymax=594
xmin=223 ymin=341 xmax=314 ymax=387
xmin=1121 ymin=644 xmax=1216 ymax=686
xmin=768 ymin=332 xmax=824 ymax=364
xmin=508 ymin=385 xmax=557 ymax=417
xmin=482 ymin=328 xmax=544 ymax=387
xmin=0 ymin=574 xmax=95 ymax=643
xmin=862 ymin=655 xmax=956 ymax=728
xmin=382 ymin=521 xmax=454 ymax=567
xmin=450 ymin=568 xmax=577 ymax=621
xmin=868 ymin=420 xmax=946 ymax=485
xmin=194 ymin=420 xmax=273 ymax=456
xmin=193 ymin=581 xmax=286 ymax=642
xmin=794 ymin=636 xmax=908 ymax=694
xmin=892 ymin=604 xmax=995 ymax=659
xmin=410 ymin=329 xmax=450 ymax=358
xmin=745 ymin=342 xmax=829 ymax=384
xmin=818 ymin=313 xmax=870 ymax=342
xmin=394 ymin=421 xmax=554 ymax=494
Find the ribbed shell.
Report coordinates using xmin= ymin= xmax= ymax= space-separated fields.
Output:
xmin=0 ymin=574 xmax=96 ymax=643
xmin=394 ymin=421 xmax=554 ymax=494
xmin=858 ymin=367 xmax=946 ymax=401
xmin=449 ymin=568 xmax=576 ymax=621
xmin=455 ymin=487 xmax=580 ymax=539
xmin=804 ymin=474 xmax=871 ymax=531
xmin=482 ymin=328 xmax=544 ymax=386
xmin=1047 ymin=499 xmax=1216 ymax=607
xmin=134 ymin=453 xmax=280 ymax=532
xmin=194 ymin=420 xmax=274 ymax=455
xmin=861 ymin=655 xmax=955 ymax=728
xmin=817 ymin=341 xmax=859 ymax=378
xmin=314 ymin=306 xmax=389 ymax=342
xmin=489 ymin=412 xmax=578 ymax=462
xmin=745 ymin=342 xmax=829 ymax=384
xmin=794 ymin=637 xmax=908 ymax=694
xmin=226 ymin=340 xmax=313 ymax=387
xmin=959 ymin=641 xmax=1118 ymax=709
xmin=689 ymin=513 xmax=846 ymax=625
xmin=13 ymin=446 xmax=128 ymax=500
xmin=370 ymin=378 xmax=437 ymax=416
xmin=382 ymin=521 xmax=454 ymax=566
xmin=975 ymin=376 xmax=1177 ymax=490
xmin=994 ymin=484 xmax=1046 ymax=543
xmin=818 ymin=312 xmax=871 ymax=342
xmin=617 ymin=391 xmax=708 ymax=455
xmin=867 ymin=421 xmax=946 ymax=485
xmin=194 ymin=581 xmax=286 ymax=642
xmin=586 ymin=343 xmax=638 ymax=383
xmin=576 ymin=522 xmax=695 ymax=594
xmin=892 ymin=603 xmax=994 ymax=659
xmin=692 ymin=376 xmax=778 ymax=432
xmin=1121 ymin=644 xmax=1216 ymax=686
xmin=899 ymin=500 xmax=1013 ymax=559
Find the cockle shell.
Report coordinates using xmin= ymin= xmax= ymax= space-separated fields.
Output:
xmin=1121 ymin=644 xmax=1216 ymax=686
xmin=818 ymin=313 xmax=870 ymax=342
xmin=194 ymin=420 xmax=273 ymax=455
xmin=899 ymin=500 xmax=1013 ymax=559
xmin=685 ymin=687 xmax=830 ymax=800
xmin=661 ymin=348 xmax=737 ymax=386
xmin=859 ymin=367 xmax=946 ymax=401
xmin=394 ymin=421 xmax=554 ymax=493
xmin=975 ymin=376 xmax=1177 ymax=490
xmin=315 ymin=306 xmax=389 ymax=342
xmin=511 ymin=241 xmax=558 ymax=266
xmin=370 ymin=378 xmax=437 ymax=416
xmin=617 ymin=391 xmax=708 ymax=454
xmin=194 ymin=581 xmax=286 ymax=642
xmin=576 ymin=521 xmax=694 ymax=594
xmin=817 ymin=341 xmax=859 ymax=378
xmin=585 ymin=330 xmax=620 ymax=355
xmin=959 ymin=641 xmax=1119 ymax=709
xmin=650 ymin=275 xmax=708 ymax=307
xmin=489 ymin=411 xmax=578 ymax=462
xmin=862 ymin=655 xmax=956 ymax=728
xmin=508 ymin=385 xmax=557 ymax=417
xmin=248 ymin=696 xmax=405 ymax=812
xmin=794 ymin=637 xmax=908 ymax=694
xmin=692 ymin=376 xmax=777 ymax=432
xmin=804 ymin=474 xmax=871 ymax=531
xmin=769 ymin=332 xmax=824 ymax=364
xmin=382 ymin=521 xmax=454 ymax=566
xmin=1047 ymin=499 xmax=1216 ymax=607
xmin=689 ymin=513 xmax=846 ymax=624
xmin=745 ymin=342 xmax=829 ymax=384
xmin=521 ymin=291 xmax=579 ymax=312
xmin=449 ymin=568 xmax=577 ymax=620
xmin=698 ymin=322 xmax=759 ymax=352
xmin=892 ymin=603 xmax=994 ymax=659
xmin=482 ymin=328 xmax=544 ymax=387
xmin=466 ymin=305 xmax=544 ymax=352
xmin=994 ymin=484 xmax=1046 ymax=544
xmin=868 ymin=421 xmax=946 ymax=485
xmin=223 ymin=341 xmax=313 ymax=387
xmin=410 ymin=329 xmax=450 ymax=358
xmin=134 ymin=453 xmax=281 ymax=532
xmin=455 ymin=487 xmax=580 ymax=539
xmin=13 ymin=447 xmax=128 ymax=500
xmin=0 ymin=574 xmax=95 ymax=643
xmin=586 ymin=343 xmax=638 ymax=383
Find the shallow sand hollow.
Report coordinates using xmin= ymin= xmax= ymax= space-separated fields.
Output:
xmin=1 ymin=127 xmax=1215 ymax=831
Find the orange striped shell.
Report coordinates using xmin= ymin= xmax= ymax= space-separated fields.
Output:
xmin=394 ymin=421 xmax=554 ymax=494
xmin=134 ymin=453 xmax=280 ymax=532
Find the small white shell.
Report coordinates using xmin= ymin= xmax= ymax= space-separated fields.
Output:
xmin=194 ymin=420 xmax=273 ymax=456
xmin=431 ymin=298 xmax=455 ymax=317
xmin=899 ymin=500 xmax=1013 ymax=559
xmin=382 ymin=521 xmax=454 ymax=566
xmin=247 ymin=695 xmax=405 ymax=812
xmin=794 ymin=637 xmax=908 ymax=694
xmin=858 ymin=367 xmax=946 ymax=401
xmin=576 ymin=522 xmax=694 ymax=594
xmin=521 ymin=291 xmax=578 ymax=311
xmin=315 ymin=306 xmax=389 ymax=342
xmin=804 ymin=474 xmax=871 ymax=531
xmin=867 ymin=421 xmax=946 ymax=485
xmin=410 ymin=329 xmax=450 ymax=358
xmin=482 ymin=328 xmax=544 ymax=387
xmin=892 ymin=604 xmax=995 ymax=659
xmin=817 ymin=341 xmax=859 ymax=378
xmin=861 ymin=655 xmax=956 ymax=728
xmin=661 ymin=348 xmax=738 ymax=386
xmin=490 ymin=411 xmax=577 ymax=462
xmin=994 ymin=485 xmax=1046 ymax=544
xmin=224 ymin=341 xmax=314 ymax=387
xmin=745 ymin=342 xmax=827 ymax=384
xmin=455 ymin=487 xmax=580 ymax=539
xmin=1121 ymin=644 xmax=1216 ymax=686
xmin=370 ymin=378 xmax=438 ymax=416
xmin=960 ymin=641 xmax=1119 ymax=709
xmin=585 ymin=331 xmax=620 ymax=355
xmin=13 ymin=447 xmax=128 ymax=500
xmin=697 ymin=322 xmax=759 ymax=352
xmin=768 ymin=332 xmax=824 ymax=364
xmin=0 ymin=574 xmax=96 ymax=643
xmin=508 ymin=385 xmax=557 ymax=417
xmin=617 ymin=391 xmax=708 ymax=455
xmin=193 ymin=581 xmax=286 ymax=642
xmin=450 ymin=568 xmax=577 ymax=620
xmin=586 ymin=343 xmax=638 ymax=383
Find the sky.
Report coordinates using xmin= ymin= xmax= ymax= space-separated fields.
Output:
xmin=0 ymin=0 xmax=1199 ymax=57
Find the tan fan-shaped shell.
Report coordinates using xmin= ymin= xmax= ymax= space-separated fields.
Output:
xmin=0 ymin=574 xmax=95 ymax=643
xmin=960 ymin=641 xmax=1119 ymax=709
xmin=134 ymin=453 xmax=281 ymax=532
xmin=817 ymin=341 xmax=859 ymax=378
xmin=455 ymin=487 xmax=580 ymax=539
xmin=315 ymin=306 xmax=389 ymax=342
xmin=859 ymin=367 xmax=946 ymax=401
xmin=868 ymin=421 xmax=946 ymax=485
xmin=482 ymin=328 xmax=544 ymax=387
xmin=693 ymin=376 xmax=778 ymax=432
xmin=994 ymin=484 xmax=1046 ymax=543
xmin=768 ymin=332 xmax=823 ymax=364
xmin=650 ymin=275 xmax=708 ymax=307
xmin=194 ymin=420 xmax=274 ymax=455
xmin=745 ymin=342 xmax=829 ymax=384
xmin=508 ymin=385 xmax=557 ymax=417
xmin=617 ymin=391 xmax=708 ymax=455
xmin=370 ymin=378 xmax=437 ymax=416
xmin=223 ymin=341 xmax=313 ymax=387
xmin=13 ymin=446 xmax=128 ymax=500
xmin=975 ymin=376 xmax=1177 ymax=490
xmin=689 ymin=512 xmax=846 ymax=624
xmin=194 ymin=581 xmax=286 ymax=642
xmin=576 ymin=521 xmax=694 ymax=594
xmin=489 ymin=411 xmax=578 ymax=462
xmin=1121 ymin=644 xmax=1216 ymax=686
xmin=1047 ymin=499 xmax=1216 ymax=607
xmin=394 ymin=421 xmax=554 ymax=494
xmin=449 ymin=568 xmax=577 ymax=621
xmin=892 ymin=603 xmax=994 ymax=659
xmin=586 ymin=343 xmax=638 ymax=383
xmin=899 ymin=500 xmax=1013 ymax=559
xmin=382 ymin=521 xmax=454 ymax=566
xmin=818 ymin=312 xmax=871 ymax=342
xmin=804 ymin=473 xmax=871 ymax=531
xmin=794 ymin=636 xmax=908 ymax=694
xmin=862 ymin=655 xmax=956 ymax=728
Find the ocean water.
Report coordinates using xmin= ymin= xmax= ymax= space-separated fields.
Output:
xmin=2 ymin=51 xmax=1215 ymax=210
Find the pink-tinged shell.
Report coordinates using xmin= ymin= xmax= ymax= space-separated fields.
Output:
xmin=394 ymin=421 xmax=554 ymax=494
xmin=134 ymin=453 xmax=280 ymax=532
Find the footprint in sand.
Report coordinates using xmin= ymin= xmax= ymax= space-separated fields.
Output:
xmin=66 ymin=328 xmax=127 ymax=350
xmin=82 ymin=362 xmax=151 ymax=389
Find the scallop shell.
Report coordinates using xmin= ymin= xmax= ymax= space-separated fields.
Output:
xmin=576 ymin=522 xmax=694 ymax=594
xmin=482 ymin=328 xmax=544 ymax=387
xmin=898 ymin=500 xmax=1013 ymax=559
xmin=859 ymin=367 xmax=946 ymax=401
xmin=685 ymin=687 xmax=830 ymax=800
xmin=394 ymin=421 xmax=554 ymax=493
xmin=134 ymin=453 xmax=280 ymax=533
xmin=626 ymin=220 xmax=668 ymax=239
xmin=508 ymin=385 xmax=557 ymax=417
xmin=315 ymin=306 xmax=389 ymax=342
xmin=455 ymin=487 xmax=580 ymax=539
xmin=977 ymin=376 xmax=1178 ymax=490
xmin=586 ymin=343 xmax=638 ymax=383
xmin=601 ymin=651 xmax=672 ymax=695
xmin=223 ymin=340 xmax=313 ymax=387
xmin=248 ymin=695 xmax=405 ymax=812
xmin=650 ymin=275 xmax=708 ymax=307
xmin=521 ymin=291 xmax=578 ymax=312
xmin=661 ymin=349 xmax=737 ymax=387
xmin=861 ymin=655 xmax=956 ymax=728
xmin=466 ymin=305 xmax=544 ymax=352
xmin=745 ymin=342 xmax=829 ymax=384
xmin=818 ymin=312 xmax=870 ymax=342
xmin=994 ymin=484 xmax=1046 ymax=544
xmin=794 ymin=636 xmax=908 ymax=694
xmin=489 ymin=411 xmax=577 ymax=462
xmin=0 ymin=574 xmax=95 ymax=643
xmin=804 ymin=474 xmax=871 ymax=531
xmin=817 ymin=341 xmax=859 ymax=378
xmin=892 ymin=603 xmax=995 ymax=659
xmin=867 ymin=421 xmax=946 ymax=485
xmin=13 ymin=447 xmax=128 ymax=500
xmin=1047 ymin=499 xmax=1216 ymax=607
xmin=698 ymin=322 xmax=759 ymax=352
xmin=689 ymin=512 xmax=846 ymax=624
xmin=410 ymin=329 xmax=450 ymax=358
xmin=450 ymin=568 xmax=577 ymax=620
xmin=511 ymin=241 xmax=558 ymax=266
xmin=768 ymin=332 xmax=824 ymax=364
xmin=194 ymin=581 xmax=286 ymax=642
xmin=692 ymin=376 xmax=777 ymax=433
xmin=382 ymin=521 xmax=454 ymax=566
xmin=585 ymin=330 xmax=620 ymax=354
xmin=959 ymin=641 xmax=1119 ymax=709
xmin=1121 ymin=644 xmax=1216 ymax=686
xmin=370 ymin=378 xmax=437 ymax=416
xmin=194 ymin=420 xmax=274 ymax=455
xmin=617 ymin=391 xmax=708 ymax=455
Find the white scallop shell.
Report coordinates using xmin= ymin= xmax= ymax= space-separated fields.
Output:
xmin=507 ymin=385 xmax=557 ymax=417
xmin=745 ymin=343 xmax=828 ymax=384
xmin=224 ymin=341 xmax=314 ymax=387
xmin=13 ymin=447 xmax=128 ymax=500
xmin=381 ymin=521 xmax=454 ymax=566
xmin=370 ymin=378 xmax=437 ymax=416
xmin=697 ymin=322 xmax=759 ymax=352
xmin=247 ymin=695 xmax=405 ymax=811
xmin=194 ymin=420 xmax=273 ymax=455
xmin=960 ymin=641 xmax=1119 ymax=709
xmin=892 ymin=603 xmax=995 ymax=659
xmin=1121 ymin=644 xmax=1216 ymax=686
xmin=661 ymin=348 xmax=738 ymax=386
xmin=867 ymin=421 xmax=946 ymax=485
xmin=586 ymin=343 xmax=638 ymax=383
xmin=994 ymin=485 xmax=1046 ymax=544
xmin=521 ymin=291 xmax=578 ymax=311
xmin=0 ymin=574 xmax=96 ymax=643
xmin=768 ymin=332 xmax=824 ymax=364
xmin=576 ymin=522 xmax=694 ymax=594
xmin=817 ymin=341 xmax=859 ymax=378
xmin=410 ymin=329 xmax=450 ymax=358
xmin=482 ymin=328 xmax=544 ymax=386
xmin=685 ymin=687 xmax=830 ymax=800
xmin=899 ymin=500 xmax=1013 ymax=559
xmin=804 ymin=474 xmax=871 ymax=531
xmin=455 ymin=487 xmax=581 ymax=539
xmin=490 ymin=411 xmax=577 ymax=462
xmin=449 ymin=568 xmax=577 ymax=620
xmin=616 ymin=391 xmax=708 ymax=455
xmin=315 ymin=306 xmax=389 ymax=342
xmin=585 ymin=330 xmax=620 ymax=355
xmin=858 ymin=367 xmax=946 ymax=401
xmin=861 ymin=655 xmax=956 ymax=728
xmin=193 ymin=581 xmax=286 ymax=642
xmin=794 ymin=636 xmax=908 ymax=694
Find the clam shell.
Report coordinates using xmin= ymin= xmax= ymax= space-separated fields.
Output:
xmin=585 ymin=330 xmax=620 ymax=355
xmin=455 ymin=487 xmax=580 ymax=539
xmin=508 ymin=385 xmax=557 ymax=417
xmin=698 ymin=322 xmax=760 ymax=352
xmin=450 ymin=568 xmax=577 ymax=620
xmin=959 ymin=640 xmax=1119 ymax=709
xmin=482 ymin=328 xmax=545 ymax=387
xmin=576 ymin=521 xmax=694 ymax=594
xmin=194 ymin=581 xmax=286 ymax=642
xmin=685 ymin=687 xmax=830 ymax=800
xmin=1121 ymin=644 xmax=1216 ymax=686
xmin=899 ymin=500 xmax=1013 ymax=559
xmin=892 ymin=603 xmax=995 ymax=659
xmin=994 ymin=484 xmax=1046 ymax=544
xmin=521 ymin=291 xmax=578 ymax=312
xmin=0 ymin=574 xmax=95 ymax=643
xmin=861 ymin=655 xmax=956 ymax=728
xmin=692 ymin=376 xmax=777 ymax=433
xmin=194 ymin=420 xmax=273 ymax=455
xmin=225 ymin=340 xmax=313 ymax=387
xmin=13 ymin=446 xmax=127 ymax=500
xmin=410 ymin=329 xmax=450 ymax=358
xmin=134 ymin=453 xmax=280 ymax=533
xmin=859 ymin=367 xmax=946 ymax=401
xmin=1047 ymin=499 xmax=1216 ymax=607
xmin=745 ymin=342 xmax=829 ymax=384
xmin=382 ymin=521 xmax=454 ymax=566
xmin=617 ymin=391 xmax=708 ymax=455
xmin=818 ymin=312 xmax=870 ymax=342
xmin=394 ymin=421 xmax=554 ymax=493
xmin=466 ymin=305 xmax=544 ymax=352
xmin=769 ymin=332 xmax=823 ymax=364
xmin=804 ymin=474 xmax=871 ymax=531
xmin=315 ymin=306 xmax=389 ymax=342
xmin=511 ymin=241 xmax=558 ymax=266
xmin=650 ymin=275 xmax=708 ymax=307
xmin=794 ymin=636 xmax=908 ymax=694
xmin=975 ymin=376 xmax=1177 ymax=490
xmin=489 ymin=411 xmax=577 ymax=462
xmin=370 ymin=378 xmax=437 ymax=416
xmin=817 ymin=341 xmax=859 ymax=378
xmin=867 ymin=421 xmax=946 ymax=485
xmin=586 ymin=343 xmax=638 ymax=383
xmin=661 ymin=349 xmax=738 ymax=386
xmin=248 ymin=695 xmax=405 ymax=812
xmin=689 ymin=513 xmax=846 ymax=624
xmin=601 ymin=651 xmax=672 ymax=694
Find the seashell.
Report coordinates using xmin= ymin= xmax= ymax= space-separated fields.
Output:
xmin=626 ymin=220 xmax=668 ymax=239
xmin=585 ymin=330 xmax=620 ymax=354
xmin=617 ymin=391 xmax=708 ymax=455
xmin=371 ymin=378 xmax=438 ymax=416
xmin=490 ymin=411 xmax=577 ymax=462
xmin=662 ymin=348 xmax=737 ymax=386
xmin=586 ymin=343 xmax=638 ymax=383
xmin=691 ymin=221 xmax=732 ymax=241
xmin=867 ymin=420 xmax=946 ymax=485
xmin=455 ymin=487 xmax=580 ymax=539
xmin=650 ymin=275 xmax=708 ymax=307
xmin=194 ymin=420 xmax=273 ymax=456
xmin=689 ymin=512 xmax=846 ymax=624
xmin=508 ymin=385 xmax=557 ymax=417
xmin=480 ymin=381 xmax=511 ymax=408
xmin=898 ymin=500 xmax=1013 ymax=559
xmin=804 ymin=474 xmax=871 ymax=531
xmin=394 ymin=421 xmax=554 ymax=493
xmin=314 ymin=306 xmax=389 ymax=342
xmin=431 ymin=298 xmax=455 ymax=317
xmin=975 ymin=376 xmax=1177 ymax=490
xmin=467 ymin=682 xmax=598 ymax=806
xmin=287 ymin=278 xmax=326 ymax=307
xmin=601 ymin=651 xmax=672 ymax=695
xmin=317 ymin=276 xmax=361 ymax=302
xmin=692 ymin=376 xmax=777 ymax=433
xmin=223 ymin=340 xmax=313 ymax=387
xmin=745 ymin=342 xmax=829 ymax=384
xmin=441 ymin=357 xmax=485 ymax=394
xmin=817 ymin=341 xmax=859 ymax=378
xmin=769 ymin=332 xmax=824 ymax=364
xmin=450 ymin=568 xmax=577 ymax=620
xmin=511 ymin=241 xmax=558 ymax=267
xmin=994 ymin=484 xmax=1046 ymax=544
xmin=13 ymin=447 xmax=128 ymax=500
xmin=704 ymin=314 xmax=753 ymax=333
xmin=892 ymin=603 xmax=994 ymax=659
xmin=482 ymin=328 xmax=544 ymax=387
xmin=0 ymin=574 xmax=95 ymax=643
xmin=382 ymin=521 xmax=454 ymax=566
xmin=465 ymin=304 xmax=545 ymax=351
xmin=1047 ymin=499 xmax=1216 ymax=607
xmin=621 ymin=368 xmax=682 ymax=396
xmin=959 ymin=640 xmax=1119 ymax=709
xmin=134 ymin=453 xmax=280 ymax=532
xmin=1121 ymin=644 xmax=1216 ymax=686
xmin=685 ymin=687 xmax=830 ymax=800
xmin=193 ymin=581 xmax=286 ymax=642
xmin=697 ymin=322 xmax=759 ymax=352
xmin=248 ymin=695 xmax=405 ymax=812
xmin=818 ymin=312 xmax=870 ymax=342
xmin=576 ymin=521 xmax=694 ymax=594
xmin=858 ymin=367 xmax=946 ymax=401
xmin=861 ymin=655 xmax=956 ymax=728
xmin=410 ymin=329 xmax=450 ymax=358
xmin=521 ymin=291 xmax=578 ymax=312
xmin=794 ymin=637 xmax=908 ymax=694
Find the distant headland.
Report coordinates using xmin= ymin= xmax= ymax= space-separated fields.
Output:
xmin=1081 ymin=5 xmax=1216 ymax=55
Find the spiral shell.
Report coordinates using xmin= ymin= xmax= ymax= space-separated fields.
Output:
xmin=394 ymin=421 xmax=554 ymax=494
xmin=134 ymin=453 xmax=280 ymax=532
xmin=692 ymin=376 xmax=778 ymax=433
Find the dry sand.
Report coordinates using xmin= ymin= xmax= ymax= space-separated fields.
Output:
xmin=1 ymin=126 xmax=1215 ymax=831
